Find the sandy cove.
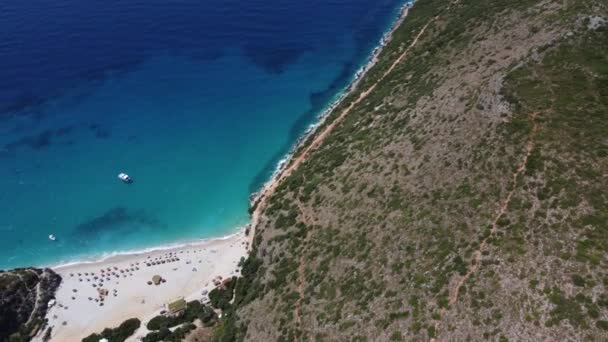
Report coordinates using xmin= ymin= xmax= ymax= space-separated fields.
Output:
xmin=36 ymin=3 xmax=414 ymax=341
xmin=38 ymin=230 xmax=247 ymax=341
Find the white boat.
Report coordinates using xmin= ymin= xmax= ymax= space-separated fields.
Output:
xmin=49 ymin=234 xmax=56 ymax=241
xmin=118 ymin=172 xmax=132 ymax=183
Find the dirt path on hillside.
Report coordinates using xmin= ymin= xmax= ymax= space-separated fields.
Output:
xmin=448 ymin=114 xmax=538 ymax=305
xmin=21 ymin=269 xmax=44 ymax=326
xmin=249 ymin=19 xmax=434 ymax=250
xmin=292 ymin=198 xmax=313 ymax=339
xmin=282 ymin=21 xmax=435 ymax=340
xmin=431 ymin=111 xmax=539 ymax=340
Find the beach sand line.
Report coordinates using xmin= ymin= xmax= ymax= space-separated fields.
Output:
xmin=38 ymin=231 xmax=247 ymax=341
xmin=36 ymin=3 xmax=415 ymax=340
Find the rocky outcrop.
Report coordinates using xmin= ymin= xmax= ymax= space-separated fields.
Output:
xmin=0 ymin=268 xmax=62 ymax=341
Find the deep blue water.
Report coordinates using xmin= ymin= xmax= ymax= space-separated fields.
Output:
xmin=0 ymin=0 xmax=405 ymax=269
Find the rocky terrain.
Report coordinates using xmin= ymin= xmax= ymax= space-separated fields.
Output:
xmin=208 ymin=0 xmax=608 ymax=340
xmin=0 ymin=268 xmax=62 ymax=341
xmin=1 ymin=0 xmax=606 ymax=341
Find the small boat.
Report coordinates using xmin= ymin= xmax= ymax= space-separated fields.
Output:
xmin=49 ymin=234 xmax=56 ymax=241
xmin=118 ymin=172 xmax=132 ymax=184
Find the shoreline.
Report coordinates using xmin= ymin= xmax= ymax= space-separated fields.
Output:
xmin=31 ymin=0 xmax=413 ymax=274
xmin=260 ymin=1 xmax=413 ymax=183
xmin=47 ymin=228 xmax=245 ymax=270
xmin=40 ymin=230 xmax=248 ymax=341
xmin=249 ymin=1 xmax=413 ymax=222
xmin=33 ymin=2 xmax=414 ymax=340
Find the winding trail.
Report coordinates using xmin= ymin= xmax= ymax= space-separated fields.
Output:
xmin=244 ymin=6 xmax=437 ymax=340
xmin=248 ymin=16 xmax=434 ymax=249
xmin=22 ymin=269 xmax=45 ymax=326
xmin=2 ymin=269 xmax=42 ymax=327
xmin=292 ymin=198 xmax=313 ymax=339
xmin=245 ymin=0 xmax=539 ymax=339
xmin=431 ymin=111 xmax=539 ymax=340
xmin=280 ymin=19 xmax=436 ymax=340
xmin=448 ymin=113 xmax=538 ymax=305
xmin=26 ymin=274 xmax=44 ymax=325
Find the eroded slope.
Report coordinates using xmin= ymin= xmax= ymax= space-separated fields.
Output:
xmin=214 ymin=0 xmax=607 ymax=340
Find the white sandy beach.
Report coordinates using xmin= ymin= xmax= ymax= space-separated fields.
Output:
xmin=33 ymin=4 xmax=414 ymax=341
xmin=38 ymin=230 xmax=248 ymax=341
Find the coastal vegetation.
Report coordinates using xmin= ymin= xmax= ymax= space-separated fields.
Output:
xmin=81 ymin=300 xmax=220 ymax=342
xmin=0 ymin=0 xmax=605 ymax=340
xmin=81 ymin=318 xmax=140 ymax=342
xmin=208 ymin=277 xmax=237 ymax=311
xmin=0 ymin=268 xmax=61 ymax=342
xmin=143 ymin=301 xmax=218 ymax=342
xmin=207 ymin=0 xmax=608 ymax=340
xmin=141 ymin=323 xmax=196 ymax=342
xmin=145 ymin=301 xmax=217 ymax=331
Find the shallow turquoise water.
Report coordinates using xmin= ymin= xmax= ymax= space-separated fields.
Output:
xmin=0 ymin=0 xmax=406 ymax=268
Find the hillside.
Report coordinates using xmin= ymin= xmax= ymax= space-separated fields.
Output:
xmin=0 ymin=268 xmax=62 ymax=342
xmin=212 ymin=0 xmax=608 ymax=340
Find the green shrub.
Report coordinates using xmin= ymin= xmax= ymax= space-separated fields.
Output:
xmin=596 ymin=320 xmax=608 ymax=331
xmin=209 ymin=277 xmax=237 ymax=310
xmin=212 ymin=309 xmax=243 ymax=342
xmin=390 ymin=331 xmax=404 ymax=341
xmin=571 ymin=274 xmax=586 ymax=287
xmin=146 ymin=301 xmax=217 ymax=331
xmin=142 ymin=323 xmax=197 ymax=342
xmin=142 ymin=327 xmax=171 ymax=342
xmin=82 ymin=318 xmax=140 ymax=342
xmin=452 ymin=256 xmax=468 ymax=276
xmin=146 ymin=316 xmax=169 ymax=331
xmin=233 ymin=257 xmax=263 ymax=306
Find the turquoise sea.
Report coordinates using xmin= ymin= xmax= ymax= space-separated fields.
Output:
xmin=0 ymin=0 xmax=406 ymax=269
